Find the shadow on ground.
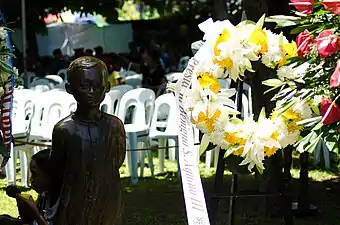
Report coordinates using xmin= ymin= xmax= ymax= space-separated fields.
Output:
xmin=121 ymin=172 xmax=340 ymax=225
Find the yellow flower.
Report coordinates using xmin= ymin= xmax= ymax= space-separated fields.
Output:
xmin=277 ymin=41 xmax=298 ymax=67
xmin=214 ymin=28 xmax=230 ymax=56
xmin=213 ymin=57 xmax=234 ymax=70
xmin=191 ymin=109 xmax=222 ymax=133
xmin=233 ymin=147 xmax=244 ymax=156
xmin=286 ymin=121 xmax=302 ymax=133
xmin=197 ymin=72 xmax=221 ymax=94
xmin=249 ymin=28 xmax=268 ymax=55
xmin=283 ymin=108 xmax=302 ymax=121
xmin=224 ymin=132 xmax=247 ymax=156
xmin=264 ymin=146 xmax=278 ymax=157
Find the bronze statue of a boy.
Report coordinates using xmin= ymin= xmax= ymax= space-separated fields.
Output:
xmin=50 ymin=56 xmax=126 ymax=225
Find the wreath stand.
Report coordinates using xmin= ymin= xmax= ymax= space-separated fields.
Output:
xmin=208 ymin=79 xmax=295 ymax=225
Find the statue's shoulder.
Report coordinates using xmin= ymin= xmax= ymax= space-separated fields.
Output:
xmin=54 ymin=114 xmax=75 ymax=132
xmin=102 ymin=113 xmax=124 ymax=130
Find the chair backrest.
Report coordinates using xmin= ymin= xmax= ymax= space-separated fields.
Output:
xmin=124 ymin=74 xmax=143 ymax=88
xmin=31 ymin=78 xmax=51 ymax=87
xmin=30 ymin=84 xmax=50 ymax=93
xmin=100 ymin=94 xmax=113 ymax=115
xmin=21 ymin=72 xmax=36 ymax=88
xmin=117 ymin=88 xmax=155 ymax=129
xmin=111 ymin=84 xmax=133 ymax=94
xmin=178 ymin=56 xmax=190 ymax=72
xmin=30 ymin=90 xmax=76 ymax=140
xmin=108 ymin=90 xmax=123 ymax=115
xmin=45 ymin=75 xmax=64 ymax=85
xmin=149 ymin=93 xmax=178 ymax=138
xmin=57 ymin=69 xmax=68 ymax=81
xmin=12 ymin=89 xmax=36 ymax=136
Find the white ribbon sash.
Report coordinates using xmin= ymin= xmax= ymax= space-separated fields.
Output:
xmin=175 ymin=47 xmax=210 ymax=225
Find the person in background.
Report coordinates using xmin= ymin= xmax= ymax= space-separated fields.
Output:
xmin=112 ymin=45 xmax=166 ymax=93
xmin=94 ymin=46 xmax=104 ymax=59
xmin=72 ymin=48 xmax=86 ymax=60
xmin=0 ymin=149 xmax=61 ymax=225
xmin=127 ymin=42 xmax=140 ymax=63
xmin=50 ymin=48 xmax=70 ymax=74
xmin=85 ymin=49 xmax=94 ymax=56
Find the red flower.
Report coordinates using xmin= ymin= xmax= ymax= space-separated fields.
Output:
xmin=289 ymin=0 xmax=316 ymax=14
xmin=330 ymin=60 xmax=340 ymax=88
xmin=316 ymin=30 xmax=340 ymax=57
xmin=296 ymin=30 xmax=314 ymax=57
xmin=321 ymin=0 xmax=340 ymax=15
xmin=320 ymin=97 xmax=340 ymax=125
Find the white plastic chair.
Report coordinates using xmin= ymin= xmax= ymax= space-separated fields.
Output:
xmin=108 ymin=90 xmax=123 ymax=115
xmin=45 ymin=75 xmax=64 ymax=85
xmin=57 ymin=68 xmax=68 ymax=81
xmin=111 ymin=84 xmax=133 ymax=95
xmin=117 ymin=88 xmax=155 ymax=183
xmin=6 ymin=89 xmax=36 ymax=186
xmin=125 ymin=74 xmax=143 ymax=88
xmin=149 ymin=93 xmax=179 ymax=173
xmin=100 ymin=94 xmax=114 ymax=115
xmin=29 ymin=90 xmax=76 ymax=142
xmin=178 ymin=56 xmax=190 ymax=72
xmin=21 ymin=72 xmax=36 ymax=88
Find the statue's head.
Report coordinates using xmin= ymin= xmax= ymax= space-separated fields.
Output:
xmin=66 ymin=56 xmax=110 ymax=108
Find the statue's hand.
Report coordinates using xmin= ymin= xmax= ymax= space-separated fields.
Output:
xmin=16 ymin=195 xmax=41 ymax=223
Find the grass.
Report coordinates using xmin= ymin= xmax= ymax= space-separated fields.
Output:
xmin=1 ymin=155 xmax=340 ymax=225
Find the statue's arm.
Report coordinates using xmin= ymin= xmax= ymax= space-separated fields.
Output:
xmin=115 ymin=118 xmax=126 ymax=168
xmin=50 ymin=125 xmax=67 ymax=183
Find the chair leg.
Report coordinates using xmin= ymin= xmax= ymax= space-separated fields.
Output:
xmin=139 ymin=143 xmax=146 ymax=178
xmin=19 ymin=150 xmax=29 ymax=187
xmin=158 ymin=139 xmax=166 ymax=173
xmin=145 ymin=140 xmax=154 ymax=177
xmin=5 ymin=146 xmax=16 ymax=185
xmin=168 ymin=139 xmax=176 ymax=161
xmin=127 ymin=132 xmax=138 ymax=184
xmin=175 ymin=139 xmax=181 ymax=178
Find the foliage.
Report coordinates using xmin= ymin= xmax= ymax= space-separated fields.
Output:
xmin=263 ymin=0 xmax=340 ymax=156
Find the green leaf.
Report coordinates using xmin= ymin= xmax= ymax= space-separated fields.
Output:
xmin=324 ymin=135 xmax=339 ymax=153
xmin=262 ymin=79 xmax=284 ymax=87
xmin=199 ymin=134 xmax=210 ymax=156
xmin=291 ymin=24 xmax=318 ymax=34
xmin=0 ymin=61 xmax=14 ymax=74
xmin=296 ymin=116 xmax=321 ymax=127
xmin=224 ymin=146 xmax=241 ymax=158
xmin=256 ymin=165 xmax=264 ymax=174
xmin=312 ymin=121 xmax=323 ymax=131
xmin=305 ymin=132 xmax=323 ymax=153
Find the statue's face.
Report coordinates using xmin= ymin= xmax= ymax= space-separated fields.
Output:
xmin=68 ymin=67 xmax=108 ymax=107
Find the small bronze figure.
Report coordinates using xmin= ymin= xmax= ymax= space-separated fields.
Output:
xmin=50 ymin=56 xmax=126 ymax=225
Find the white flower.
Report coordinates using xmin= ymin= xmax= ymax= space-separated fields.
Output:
xmin=239 ymin=114 xmax=281 ymax=172
xmin=277 ymin=62 xmax=310 ymax=83
xmin=274 ymin=117 xmax=299 ymax=148
xmin=293 ymin=101 xmax=313 ymax=120
xmin=261 ymin=31 xmax=288 ymax=68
